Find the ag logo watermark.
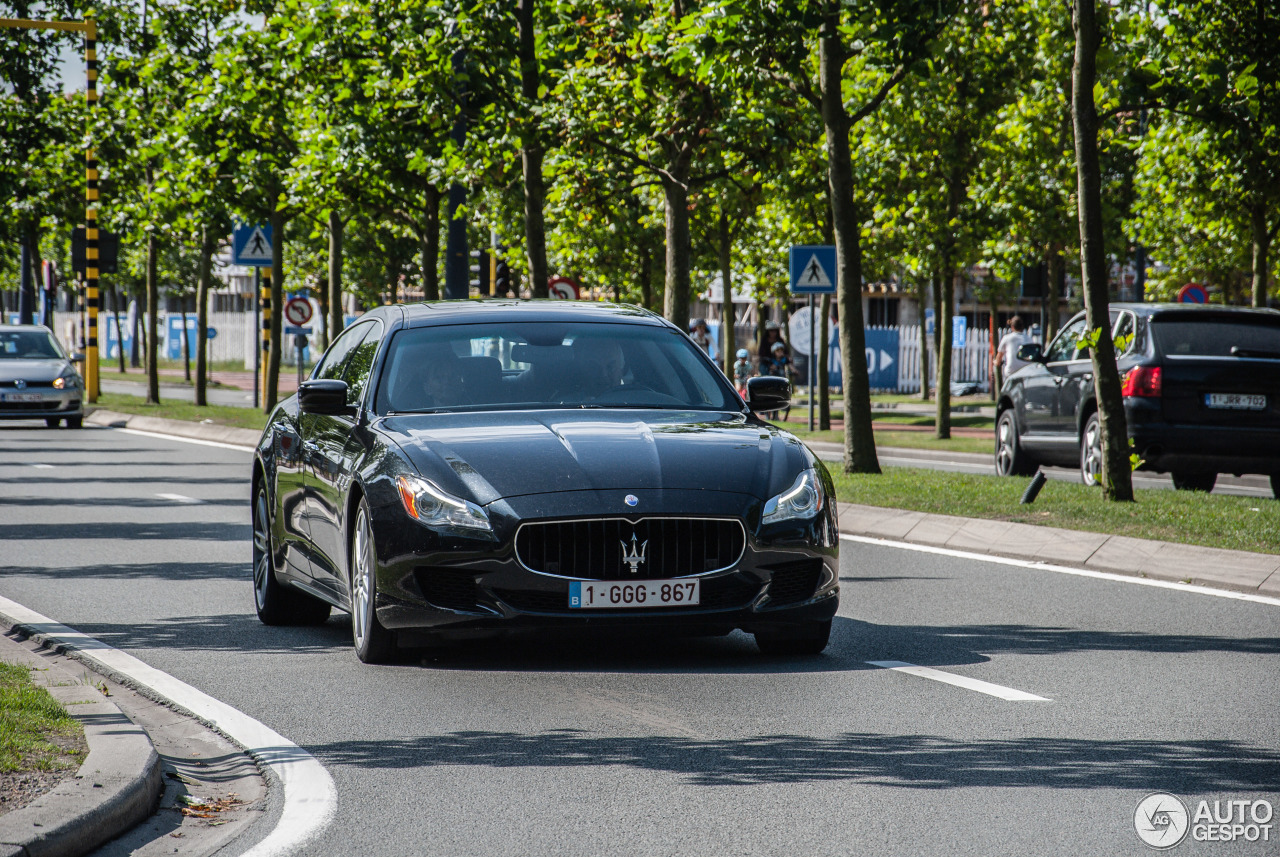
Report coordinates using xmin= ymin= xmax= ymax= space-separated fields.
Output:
xmin=1136 ymin=793 xmax=1190 ymax=849
xmin=1135 ymin=793 xmax=1275 ymax=848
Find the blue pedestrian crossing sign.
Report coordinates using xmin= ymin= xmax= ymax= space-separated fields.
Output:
xmin=789 ymin=245 xmax=837 ymax=294
xmin=233 ymin=223 xmax=273 ymax=266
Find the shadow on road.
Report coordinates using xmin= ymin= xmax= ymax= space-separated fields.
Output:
xmin=294 ymin=729 xmax=1280 ymax=791
xmin=0 ymin=521 xmax=250 ymax=542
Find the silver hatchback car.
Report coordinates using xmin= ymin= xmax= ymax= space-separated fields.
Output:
xmin=0 ymin=325 xmax=84 ymax=428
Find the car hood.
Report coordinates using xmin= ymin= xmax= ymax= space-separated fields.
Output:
xmin=0 ymin=359 xmax=69 ymax=382
xmin=377 ymin=410 xmax=811 ymax=506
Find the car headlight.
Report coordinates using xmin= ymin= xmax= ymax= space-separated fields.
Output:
xmin=396 ymin=474 xmax=492 ymax=535
xmin=53 ymin=369 xmax=80 ymax=390
xmin=762 ymin=468 xmax=825 ymax=525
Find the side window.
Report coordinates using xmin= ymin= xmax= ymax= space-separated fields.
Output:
xmin=314 ymin=323 xmax=372 ymax=382
xmin=1046 ymin=317 xmax=1087 ymax=363
xmin=342 ymin=321 xmax=384 ymax=406
xmin=1113 ymin=312 xmax=1135 ymax=356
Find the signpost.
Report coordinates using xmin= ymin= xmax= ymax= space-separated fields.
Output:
xmin=234 ymin=224 xmax=273 ymax=407
xmin=789 ymin=245 xmax=838 ymax=431
xmin=284 ymin=297 xmax=314 ymax=389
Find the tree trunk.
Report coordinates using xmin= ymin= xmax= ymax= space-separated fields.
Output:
xmin=719 ymin=210 xmax=735 ymax=377
xmin=916 ymin=283 xmax=930 ymax=401
xmin=195 ymin=227 xmax=214 ymax=406
xmin=112 ymin=285 xmax=125 ymax=373
xmin=818 ymin=292 xmax=830 ymax=430
xmin=145 ymin=232 xmax=160 ymax=405
xmin=820 ymin=8 xmax=878 ymax=474
xmin=1072 ymin=0 xmax=1133 ymax=501
xmin=329 ymin=210 xmax=345 ymax=339
xmin=265 ymin=209 xmax=285 ymax=413
xmin=518 ymin=0 xmax=549 ymax=299
xmin=639 ymin=243 xmax=653 ymax=311
xmin=1046 ymin=246 xmax=1064 ymax=341
xmin=182 ymin=307 xmax=191 ymax=383
xmin=422 ymin=187 xmax=441 ymax=301
xmin=1250 ymin=204 xmax=1272 ymax=308
xmin=130 ymin=291 xmax=142 ymax=368
xmin=936 ymin=177 xmax=963 ymax=439
xmin=757 ymin=297 xmax=769 ymax=367
xmin=661 ymin=162 xmax=692 ymax=333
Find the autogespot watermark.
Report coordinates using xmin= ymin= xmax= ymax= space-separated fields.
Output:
xmin=1135 ymin=793 xmax=1275 ymax=849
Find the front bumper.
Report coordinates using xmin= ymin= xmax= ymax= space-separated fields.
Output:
xmin=367 ymin=488 xmax=840 ymax=643
xmin=0 ymin=389 xmax=82 ymax=420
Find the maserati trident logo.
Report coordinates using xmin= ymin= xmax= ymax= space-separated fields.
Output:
xmin=620 ymin=532 xmax=648 ymax=574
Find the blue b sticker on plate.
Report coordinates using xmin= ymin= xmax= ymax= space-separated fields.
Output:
xmin=568 ymin=582 xmax=582 ymax=608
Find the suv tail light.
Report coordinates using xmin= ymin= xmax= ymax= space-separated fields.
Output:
xmin=1121 ymin=366 xmax=1162 ymax=397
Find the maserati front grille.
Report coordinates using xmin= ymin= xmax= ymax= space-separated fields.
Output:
xmin=515 ymin=517 xmax=746 ymax=580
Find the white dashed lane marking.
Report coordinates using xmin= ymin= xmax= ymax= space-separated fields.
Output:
xmin=156 ymin=493 xmax=204 ymax=504
xmin=867 ymin=661 xmax=1051 ymax=702
xmin=29 ymin=463 xmax=54 ymax=469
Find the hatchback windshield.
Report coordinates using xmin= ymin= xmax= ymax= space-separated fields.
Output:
xmin=0 ymin=329 xmax=64 ymax=360
xmin=375 ymin=322 xmax=740 ymax=413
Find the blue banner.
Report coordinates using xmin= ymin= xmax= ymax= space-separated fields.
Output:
xmin=864 ymin=328 xmax=900 ymax=390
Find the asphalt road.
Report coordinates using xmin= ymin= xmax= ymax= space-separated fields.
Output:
xmin=1 ymin=421 xmax=1278 ymax=856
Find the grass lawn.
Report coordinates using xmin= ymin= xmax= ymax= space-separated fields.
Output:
xmin=0 ymin=660 xmax=85 ymax=777
xmin=830 ymin=467 xmax=1279 ymax=554
xmin=94 ymin=392 xmax=269 ymax=432
xmin=775 ymin=415 xmax=995 ymax=455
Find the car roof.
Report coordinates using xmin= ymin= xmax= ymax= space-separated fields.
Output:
xmin=392 ymin=299 xmax=675 ymax=329
xmin=0 ymin=324 xmax=56 ymax=332
xmin=1109 ymin=302 xmax=1280 ymax=320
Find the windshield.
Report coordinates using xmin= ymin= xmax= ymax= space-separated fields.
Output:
xmin=375 ymin=321 xmax=741 ymax=414
xmin=0 ymin=329 xmax=65 ymax=360
xmin=1152 ymin=318 xmax=1280 ymax=358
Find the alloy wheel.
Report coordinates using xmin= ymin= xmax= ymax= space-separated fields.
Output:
xmin=1081 ymin=415 xmax=1103 ymax=486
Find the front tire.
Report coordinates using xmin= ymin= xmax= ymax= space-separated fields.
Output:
xmin=1080 ymin=413 xmax=1103 ymax=487
xmin=350 ymin=498 xmax=396 ymax=664
xmin=252 ymin=483 xmax=331 ymax=626
xmin=45 ymin=417 xmax=60 ymax=428
xmin=755 ymin=620 xmax=831 ymax=656
xmin=65 ymin=415 xmax=82 ymax=429
xmin=1171 ymin=472 xmax=1217 ymax=492
xmin=994 ymin=411 xmax=1034 ymax=477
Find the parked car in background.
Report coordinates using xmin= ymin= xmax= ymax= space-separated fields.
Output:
xmin=252 ymin=300 xmax=839 ymax=664
xmin=0 ymin=325 xmax=83 ymax=428
xmin=994 ymin=304 xmax=1280 ymax=498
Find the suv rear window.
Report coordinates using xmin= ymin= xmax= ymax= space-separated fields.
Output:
xmin=1151 ymin=318 xmax=1280 ymax=358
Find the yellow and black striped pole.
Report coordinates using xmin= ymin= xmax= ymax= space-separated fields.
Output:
xmin=0 ymin=16 xmax=99 ymax=399
xmin=84 ymin=16 xmax=99 ymax=402
xmin=261 ymin=267 xmax=272 ymax=400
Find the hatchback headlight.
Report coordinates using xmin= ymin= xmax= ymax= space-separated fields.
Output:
xmin=762 ymin=468 xmax=825 ymax=525
xmin=396 ymin=474 xmax=492 ymax=535
xmin=53 ymin=369 xmax=80 ymax=390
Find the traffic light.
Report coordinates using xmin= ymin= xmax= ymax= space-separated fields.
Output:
xmin=494 ymin=258 xmax=511 ymax=296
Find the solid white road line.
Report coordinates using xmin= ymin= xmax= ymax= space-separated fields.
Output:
xmin=156 ymin=492 xmax=204 ymax=504
xmin=840 ymin=534 xmax=1280 ymax=608
xmin=0 ymin=595 xmax=336 ymax=857
xmin=867 ymin=660 xmax=1051 ymax=701
xmin=116 ymin=426 xmax=255 ymax=453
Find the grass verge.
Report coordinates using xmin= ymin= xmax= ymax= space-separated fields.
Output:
xmin=776 ymin=421 xmax=994 ymax=455
xmin=94 ymin=392 xmax=269 ymax=432
xmin=830 ymin=467 xmax=1278 ymax=554
xmin=0 ymin=660 xmax=86 ymax=775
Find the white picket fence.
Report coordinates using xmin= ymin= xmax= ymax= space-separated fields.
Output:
xmin=892 ymin=324 xmax=997 ymax=394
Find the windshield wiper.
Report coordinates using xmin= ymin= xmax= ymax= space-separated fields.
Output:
xmin=1230 ymin=346 xmax=1280 ymax=359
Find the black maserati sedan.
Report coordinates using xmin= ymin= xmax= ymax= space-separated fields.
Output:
xmin=994 ymin=303 xmax=1280 ymax=496
xmin=252 ymin=301 xmax=839 ymax=663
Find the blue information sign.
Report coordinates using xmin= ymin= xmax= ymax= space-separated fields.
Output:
xmin=232 ymin=223 xmax=274 ymax=266
xmin=864 ymin=327 xmax=900 ymax=390
xmin=788 ymin=245 xmax=837 ymax=294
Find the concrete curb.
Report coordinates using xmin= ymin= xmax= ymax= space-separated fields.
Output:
xmin=0 ymin=631 xmax=163 ymax=857
xmin=86 ymin=408 xmax=259 ymax=448
xmin=837 ymin=503 xmax=1280 ymax=599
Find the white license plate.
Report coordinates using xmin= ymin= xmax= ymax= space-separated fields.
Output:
xmin=1205 ymin=393 xmax=1266 ymax=410
xmin=0 ymin=393 xmax=44 ymax=403
xmin=568 ymin=579 xmax=700 ymax=609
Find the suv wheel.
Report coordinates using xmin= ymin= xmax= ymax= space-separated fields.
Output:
xmin=994 ymin=411 xmax=1034 ymax=477
xmin=1080 ymin=413 xmax=1103 ymax=487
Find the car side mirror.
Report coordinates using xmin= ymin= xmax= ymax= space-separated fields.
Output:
xmin=745 ymin=375 xmax=790 ymax=413
xmin=1016 ymin=343 xmax=1044 ymax=363
xmin=299 ymin=379 xmax=354 ymax=416
xmin=70 ymin=351 xmax=86 ymax=362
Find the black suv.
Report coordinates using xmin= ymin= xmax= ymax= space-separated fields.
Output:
xmin=994 ymin=303 xmax=1280 ymax=497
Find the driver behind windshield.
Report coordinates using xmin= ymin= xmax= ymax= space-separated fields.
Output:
xmin=573 ymin=336 xmax=626 ymax=398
